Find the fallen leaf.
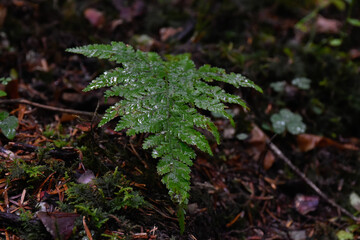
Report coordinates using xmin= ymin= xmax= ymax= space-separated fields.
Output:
xmin=297 ymin=134 xmax=321 ymax=152
xmin=160 ymin=27 xmax=183 ymax=41
xmin=84 ymin=8 xmax=105 ymax=28
xmin=349 ymin=49 xmax=360 ymax=59
xmin=247 ymin=125 xmax=276 ymax=170
xmin=263 ymin=151 xmax=275 ymax=170
xmin=37 ymin=212 xmax=79 ymax=240
xmin=77 ymin=170 xmax=95 ymax=184
xmin=76 ymin=123 xmax=92 ymax=132
xmin=187 ymin=203 xmax=198 ymax=215
xmin=350 ymin=192 xmax=360 ymax=212
xmin=112 ymin=0 xmax=145 ymax=22
xmin=110 ymin=18 xmax=124 ymax=30
xmin=60 ymin=113 xmax=77 ymax=123
xmin=315 ymin=15 xmax=342 ymax=34
xmin=248 ymin=125 xmax=267 ymax=144
xmin=222 ymin=127 xmax=235 ymax=139
xmin=294 ymin=194 xmax=319 ymax=215
xmin=131 ymin=34 xmax=156 ymax=51
xmin=297 ymin=134 xmax=359 ymax=152
xmin=289 ymin=230 xmax=307 ymax=240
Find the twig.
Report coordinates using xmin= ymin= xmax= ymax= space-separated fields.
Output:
xmin=8 ymin=142 xmax=80 ymax=160
xmin=0 ymin=98 xmax=94 ymax=117
xmin=0 ymin=212 xmax=42 ymax=227
xmin=267 ymin=140 xmax=360 ymax=222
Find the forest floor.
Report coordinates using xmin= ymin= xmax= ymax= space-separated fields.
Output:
xmin=0 ymin=1 xmax=360 ymax=239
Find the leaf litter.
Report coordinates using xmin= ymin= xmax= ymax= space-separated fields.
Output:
xmin=0 ymin=1 xmax=359 ymax=239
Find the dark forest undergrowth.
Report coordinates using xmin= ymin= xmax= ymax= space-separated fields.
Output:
xmin=0 ymin=1 xmax=359 ymax=239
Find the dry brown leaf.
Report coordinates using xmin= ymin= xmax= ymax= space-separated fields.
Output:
xmin=37 ymin=212 xmax=79 ymax=240
xmin=247 ymin=125 xmax=276 ymax=170
xmin=77 ymin=170 xmax=95 ymax=184
xmin=349 ymin=49 xmax=360 ymax=59
xmin=59 ymin=113 xmax=77 ymax=123
xmin=112 ymin=0 xmax=145 ymax=22
xmin=160 ymin=27 xmax=183 ymax=41
xmin=297 ymin=134 xmax=359 ymax=152
xmin=75 ymin=123 xmax=92 ymax=132
xmin=248 ymin=125 xmax=267 ymax=144
xmin=110 ymin=19 xmax=124 ymax=30
xmin=315 ymin=15 xmax=342 ymax=33
xmin=84 ymin=8 xmax=105 ymax=28
xmin=263 ymin=151 xmax=275 ymax=170
xmin=294 ymin=194 xmax=319 ymax=215
xmin=297 ymin=134 xmax=321 ymax=152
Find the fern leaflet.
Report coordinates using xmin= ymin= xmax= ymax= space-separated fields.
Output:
xmin=67 ymin=42 xmax=262 ymax=232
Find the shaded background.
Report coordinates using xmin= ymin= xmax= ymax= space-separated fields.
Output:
xmin=0 ymin=0 xmax=360 ymax=239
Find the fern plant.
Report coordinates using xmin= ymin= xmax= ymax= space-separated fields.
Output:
xmin=0 ymin=77 xmax=18 ymax=139
xmin=67 ymin=42 xmax=262 ymax=232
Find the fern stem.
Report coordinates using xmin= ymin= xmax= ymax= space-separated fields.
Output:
xmin=164 ymin=73 xmax=173 ymax=156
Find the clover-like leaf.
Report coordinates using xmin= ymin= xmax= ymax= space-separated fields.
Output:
xmin=270 ymin=109 xmax=306 ymax=135
xmin=0 ymin=111 xmax=9 ymax=121
xmin=270 ymin=114 xmax=286 ymax=134
xmin=0 ymin=77 xmax=11 ymax=85
xmin=291 ymin=77 xmax=311 ymax=90
xmin=336 ymin=230 xmax=354 ymax=240
xmin=270 ymin=81 xmax=286 ymax=92
xmin=287 ymin=120 xmax=306 ymax=135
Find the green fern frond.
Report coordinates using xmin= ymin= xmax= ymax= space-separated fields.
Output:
xmin=67 ymin=41 xmax=262 ymax=233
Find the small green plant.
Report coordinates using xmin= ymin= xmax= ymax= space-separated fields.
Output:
xmin=0 ymin=77 xmax=11 ymax=96
xmin=270 ymin=108 xmax=306 ymax=135
xmin=8 ymin=159 xmax=46 ymax=180
xmin=270 ymin=77 xmax=312 ymax=93
xmin=67 ymin=41 xmax=262 ymax=232
xmin=0 ymin=77 xmax=18 ymax=139
xmin=65 ymin=168 xmax=144 ymax=231
xmin=337 ymin=230 xmax=354 ymax=240
xmin=43 ymin=124 xmax=71 ymax=148
xmin=0 ymin=111 xmax=18 ymax=139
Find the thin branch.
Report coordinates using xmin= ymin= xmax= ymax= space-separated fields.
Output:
xmin=0 ymin=212 xmax=41 ymax=227
xmin=267 ymin=140 xmax=360 ymax=222
xmin=0 ymin=98 xmax=94 ymax=117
